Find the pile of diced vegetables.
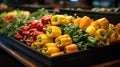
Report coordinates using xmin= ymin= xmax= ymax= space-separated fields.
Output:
xmin=0 ymin=8 xmax=120 ymax=57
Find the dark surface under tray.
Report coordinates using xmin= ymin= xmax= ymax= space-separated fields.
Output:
xmin=0 ymin=34 xmax=120 ymax=67
xmin=0 ymin=47 xmax=26 ymax=67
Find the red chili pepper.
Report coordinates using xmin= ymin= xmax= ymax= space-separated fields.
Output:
xmin=19 ymin=26 xmax=29 ymax=31
xmin=42 ymin=24 xmax=51 ymax=33
xmin=31 ymin=30 xmax=41 ymax=40
xmin=26 ymin=37 xmax=34 ymax=46
xmin=2 ymin=16 xmax=6 ymax=18
xmin=27 ymin=20 xmax=39 ymax=29
xmin=4 ymin=20 xmax=9 ymax=25
xmin=14 ymin=33 xmax=23 ymax=40
xmin=29 ymin=28 xmax=38 ymax=36
xmin=19 ymin=26 xmax=29 ymax=34
xmin=11 ymin=16 xmax=16 ymax=19
xmin=29 ymin=28 xmax=37 ymax=33
xmin=22 ymin=31 xmax=30 ymax=37
xmin=41 ymin=15 xmax=52 ymax=25
xmin=6 ymin=15 xmax=11 ymax=20
xmin=36 ymin=22 xmax=43 ymax=31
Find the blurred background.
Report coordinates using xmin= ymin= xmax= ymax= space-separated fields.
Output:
xmin=0 ymin=0 xmax=120 ymax=10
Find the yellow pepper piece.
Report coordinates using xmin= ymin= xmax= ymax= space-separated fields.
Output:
xmin=51 ymin=51 xmax=64 ymax=57
xmin=7 ymin=10 xmax=17 ymax=16
xmin=105 ymin=24 xmax=115 ymax=38
xmin=42 ymin=47 xmax=60 ymax=56
xmin=65 ymin=16 xmax=75 ymax=24
xmin=97 ymin=38 xmax=109 ymax=47
xmin=21 ymin=11 xmax=30 ymax=17
xmin=45 ymin=43 xmax=57 ymax=47
xmin=46 ymin=26 xmax=62 ymax=38
xmin=55 ymin=34 xmax=72 ymax=47
xmin=31 ymin=41 xmax=41 ymax=49
xmin=65 ymin=44 xmax=78 ymax=53
xmin=36 ymin=34 xmax=53 ymax=45
xmin=95 ymin=29 xmax=106 ymax=40
xmin=51 ymin=15 xmax=66 ymax=25
xmin=86 ymin=25 xmax=96 ymax=37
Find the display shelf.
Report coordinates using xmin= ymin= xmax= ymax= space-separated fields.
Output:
xmin=0 ymin=34 xmax=120 ymax=67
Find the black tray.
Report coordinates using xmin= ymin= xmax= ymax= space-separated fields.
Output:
xmin=59 ymin=9 xmax=120 ymax=25
xmin=0 ymin=46 xmax=26 ymax=67
xmin=0 ymin=34 xmax=120 ymax=67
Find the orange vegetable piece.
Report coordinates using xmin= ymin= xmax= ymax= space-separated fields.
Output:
xmin=94 ymin=17 xmax=109 ymax=30
xmin=79 ymin=16 xmax=92 ymax=30
xmin=73 ymin=17 xmax=81 ymax=25
xmin=115 ymin=23 xmax=120 ymax=34
xmin=65 ymin=44 xmax=78 ymax=53
xmin=110 ymin=33 xmax=119 ymax=45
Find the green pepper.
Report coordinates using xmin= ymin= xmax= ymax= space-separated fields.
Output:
xmin=76 ymin=41 xmax=98 ymax=50
xmin=86 ymin=42 xmax=95 ymax=47
xmin=71 ymin=30 xmax=82 ymax=43
xmin=76 ymin=41 xmax=87 ymax=50
xmin=59 ymin=23 xmax=79 ymax=37
xmin=76 ymin=41 xmax=84 ymax=50
xmin=72 ymin=29 xmax=88 ymax=43
xmin=87 ymin=36 xmax=98 ymax=45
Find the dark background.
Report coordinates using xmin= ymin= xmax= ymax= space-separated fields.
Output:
xmin=0 ymin=0 xmax=120 ymax=8
xmin=0 ymin=48 xmax=25 ymax=67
